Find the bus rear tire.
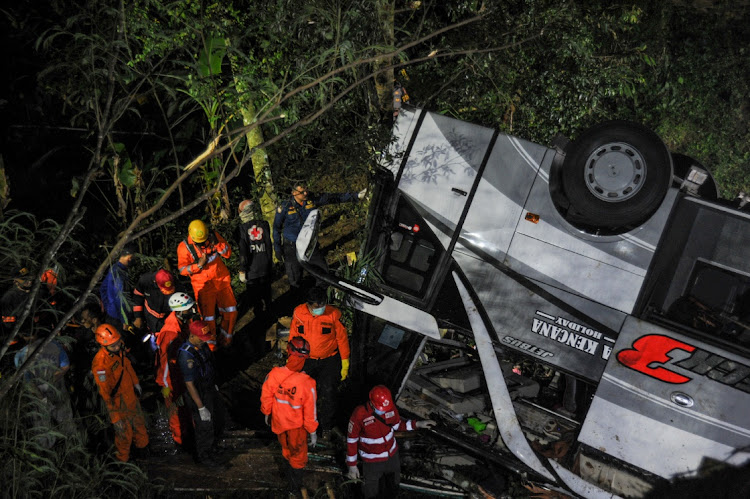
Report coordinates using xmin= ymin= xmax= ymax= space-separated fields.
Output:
xmin=561 ymin=120 xmax=673 ymax=229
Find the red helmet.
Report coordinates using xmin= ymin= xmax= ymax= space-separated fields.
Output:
xmin=287 ymin=337 xmax=311 ymax=358
xmin=189 ymin=320 xmax=212 ymax=341
xmin=155 ymin=269 xmax=175 ymax=294
xmin=95 ymin=324 xmax=121 ymax=346
xmin=369 ymin=385 xmax=394 ymax=412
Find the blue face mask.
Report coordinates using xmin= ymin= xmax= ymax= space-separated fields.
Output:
xmin=373 ymin=408 xmax=386 ymax=415
xmin=311 ymin=306 xmax=326 ymax=316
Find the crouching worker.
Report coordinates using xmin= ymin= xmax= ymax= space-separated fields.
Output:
xmin=260 ymin=337 xmax=318 ymax=497
xmin=91 ymin=324 xmax=149 ymax=462
xmin=178 ymin=320 xmax=225 ymax=466
xmin=346 ymin=385 xmax=436 ymax=498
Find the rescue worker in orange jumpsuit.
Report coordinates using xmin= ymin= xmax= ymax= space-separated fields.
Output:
xmin=346 ymin=385 xmax=436 ymax=498
xmin=261 ymin=337 xmax=318 ymax=497
xmin=177 ymin=220 xmax=237 ymax=349
xmin=155 ymin=292 xmax=197 ymax=451
xmin=91 ymin=324 xmax=149 ymax=462
xmin=289 ymin=286 xmax=349 ymax=440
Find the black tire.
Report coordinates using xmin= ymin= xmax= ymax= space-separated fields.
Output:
xmin=561 ymin=120 xmax=673 ymax=229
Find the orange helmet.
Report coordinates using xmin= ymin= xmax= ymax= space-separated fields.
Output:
xmin=95 ymin=324 xmax=121 ymax=346
xmin=287 ymin=337 xmax=311 ymax=358
xmin=188 ymin=220 xmax=209 ymax=243
xmin=369 ymin=385 xmax=394 ymax=412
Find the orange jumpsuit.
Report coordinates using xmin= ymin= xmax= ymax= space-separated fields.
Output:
xmin=289 ymin=304 xmax=350 ymax=430
xmin=92 ymin=347 xmax=148 ymax=461
xmin=289 ymin=304 xmax=350 ymax=361
xmin=155 ymin=312 xmax=190 ymax=445
xmin=260 ymin=366 xmax=318 ymax=468
xmin=177 ymin=232 xmax=237 ymax=348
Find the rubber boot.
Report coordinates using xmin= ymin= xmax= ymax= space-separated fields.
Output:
xmin=285 ymin=462 xmax=304 ymax=497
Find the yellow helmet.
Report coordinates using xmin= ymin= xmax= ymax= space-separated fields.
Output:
xmin=188 ymin=219 xmax=209 ymax=243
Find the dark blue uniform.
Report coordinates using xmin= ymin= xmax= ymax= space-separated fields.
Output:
xmin=272 ymin=192 xmax=357 ymax=290
xmin=177 ymin=341 xmax=225 ymax=462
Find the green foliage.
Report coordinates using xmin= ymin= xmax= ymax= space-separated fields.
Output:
xmin=415 ymin=0 xmax=750 ymax=197
xmin=0 ymin=383 xmax=155 ymax=498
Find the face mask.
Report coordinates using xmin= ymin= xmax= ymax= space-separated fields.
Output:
xmin=373 ymin=408 xmax=386 ymax=415
xmin=311 ymin=306 xmax=326 ymax=316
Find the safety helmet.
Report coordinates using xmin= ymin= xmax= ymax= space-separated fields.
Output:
xmin=287 ymin=337 xmax=311 ymax=358
xmin=169 ymin=292 xmax=195 ymax=311
xmin=95 ymin=324 xmax=121 ymax=346
xmin=188 ymin=219 xmax=209 ymax=243
xmin=369 ymin=385 xmax=394 ymax=412
xmin=238 ymin=199 xmax=253 ymax=214
xmin=189 ymin=320 xmax=212 ymax=341
xmin=155 ymin=269 xmax=176 ymax=294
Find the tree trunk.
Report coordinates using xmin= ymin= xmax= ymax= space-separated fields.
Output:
xmin=373 ymin=0 xmax=395 ymax=115
xmin=225 ymin=38 xmax=278 ymax=233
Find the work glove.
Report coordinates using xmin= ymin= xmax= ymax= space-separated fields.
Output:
xmin=114 ymin=420 xmax=126 ymax=433
xmin=416 ymin=419 xmax=437 ymax=430
xmin=340 ymin=358 xmax=350 ymax=381
xmin=133 ymin=317 xmax=143 ymax=329
xmin=264 ymin=414 xmax=271 ymax=427
xmin=309 ymin=432 xmax=317 ymax=447
xmin=134 ymin=384 xmax=142 ymax=398
xmin=239 ymin=271 xmax=247 ymax=283
xmin=347 ymin=465 xmax=360 ymax=480
xmin=358 ymin=188 xmax=367 ymax=200
xmin=198 ymin=406 xmax=212 ymax=422
xmin=161 ymin=386 xmax=171 ymax=399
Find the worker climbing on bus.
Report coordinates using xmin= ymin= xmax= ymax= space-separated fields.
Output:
xmin=177 ymin=220 xmax=237 ymax=349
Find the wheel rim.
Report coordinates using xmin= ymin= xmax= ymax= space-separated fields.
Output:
xmin=583 ymin=142 xmax=646 ymax=203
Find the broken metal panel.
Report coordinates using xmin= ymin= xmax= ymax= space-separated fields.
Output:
xmin=452 ymin=270 xmax=556 ymax=481
xmin=548 ymin=459 xmax=623 ymax=499
xmin=578 ymin=452 xmax=654 ymax=498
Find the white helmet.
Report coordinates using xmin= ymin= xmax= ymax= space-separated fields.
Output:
xmin=169 ymin=292 xmax=195 ymax=311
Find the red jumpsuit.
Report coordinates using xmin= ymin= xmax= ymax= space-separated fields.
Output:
xmin=177 ymin=232 xmax=237 ymax=348
xmin=92 ymin=347 xmax=148 ymax=462
xmin=260 ymin=365 xmax=318 ymax=469
xmin=347 ymin=403 xmax=416 ymax=498
xmin=155 ymin=312 xmax=190 ymax=445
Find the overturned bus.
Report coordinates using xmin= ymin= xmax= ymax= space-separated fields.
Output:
xmin=296 ymin=107 xmax=750 ymax=497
